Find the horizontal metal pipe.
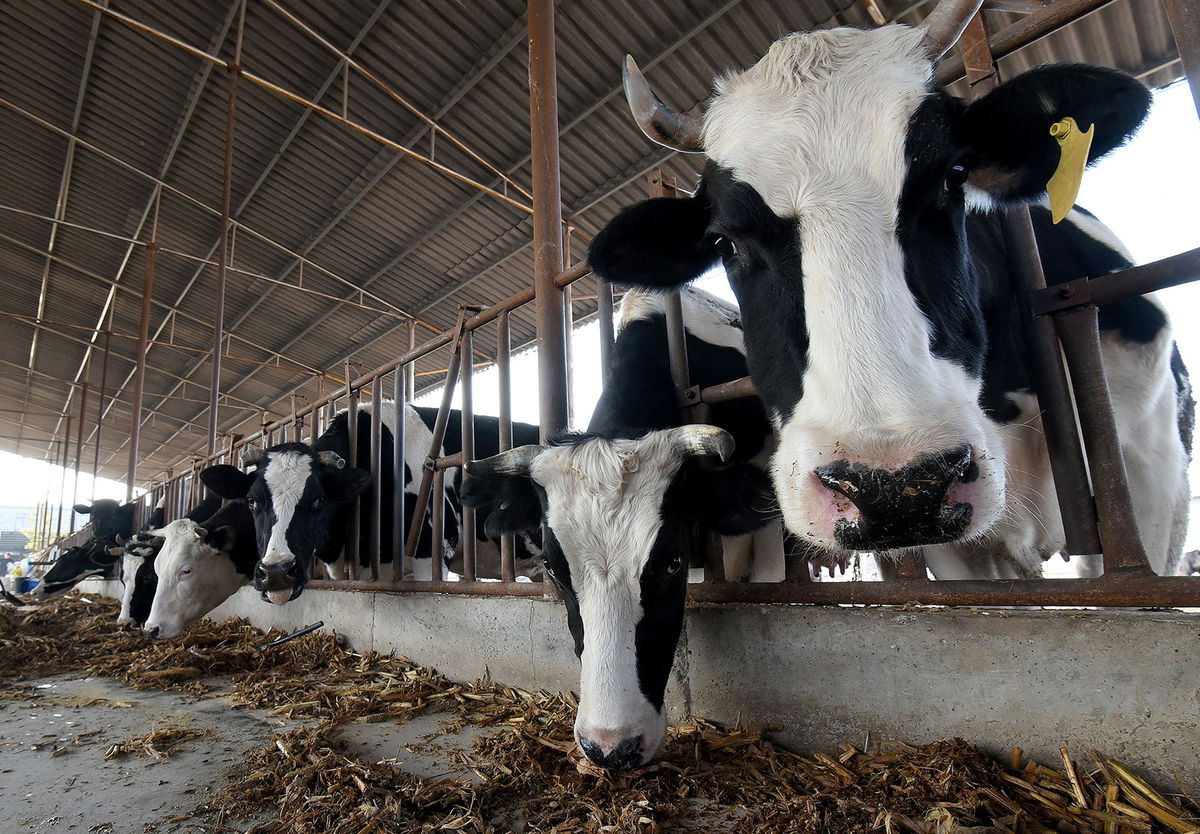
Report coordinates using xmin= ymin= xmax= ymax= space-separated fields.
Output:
xmin=304 ymin=579 xmax=548 ymax=596
xmin=691 ymin=375 xmax=758 ymax=405
xmin=1031 ymin=246 xmax=1200 ymax=316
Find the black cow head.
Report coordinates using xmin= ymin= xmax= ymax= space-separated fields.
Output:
xmin=201 ymin=444 xmax=370 ymax=604
xmin=32 ymin=540 xmax=121 ymax=599
xmin=73 ymin=498 xmax=135 ymax=546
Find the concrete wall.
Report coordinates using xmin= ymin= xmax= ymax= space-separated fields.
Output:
xmin=81 ymin=580 xmax=1200 ymax=790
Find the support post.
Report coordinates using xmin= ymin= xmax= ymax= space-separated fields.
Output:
xmin=1162 ymin=0 xmax=1200 ymax=122
xmin=92 ymin=329 xmax=109 ymax=499
xmin=460 ymin=323 xmax=477 ymax=581
xmin=392 ymin=367 xmax=406 ymax=580
xmin=127 ymin=242 xmax=156 ymax=502
xmin=209 ymin=62 xmax=239 ymax=457
xmin=528 ymin=0 xmax=568 ymax=442
xmin=344 ymin=361 xmax=359 ymax=580
xmin=370 ymin=379 xmax=383 ymax=581
xmin=70 ymin=382 xmax=88 ymax=533
xmin=56 ymin=420 xmax=71 ymax=541
xmin=497 ymin=310 xmax=515 ymax=582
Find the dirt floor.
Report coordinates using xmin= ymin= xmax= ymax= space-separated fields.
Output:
xmin=2 ymin=595 xmax=1197 ymax=834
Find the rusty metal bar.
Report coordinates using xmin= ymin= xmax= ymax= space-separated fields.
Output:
xmin=460 ymin=324 xmax=478 ymax=581
xmin=689 ymin=375 xmax=758 ymax=406
xmin=70 ymin=382 xmax=88 ymax=533
xmin=404 ymin=310 xmax=467 ymax=559
xmin=1054 ymin=306 xmax=1152 ymax=573
xmin=497 ymin=310 xmax=516 ymax=582
xmin=596 ymin=274 xmax=615 ymax=377
xmin=344 ymin=363 xmax=360 ymax=581
xmin=1161 ymin=0 xmax=1200 ymax=122
xmin=126 ymin=243 xmax=156 ymax=500
xmin=209 ymin=63 xmax=238 ymax=458
xmin=392 ymin=368 xmax=406 ymax=581
xmin=406 ymin=320 xmax=417 ymax=401
xmin=529 ymin=0 xmax=568 ymax=442
xmin=430 ymin=468 xmax=445 ymax=582
xmin=369 ymin=378 xmax=383 ymax=581
xmin=56 ymin=419 xmax=71 ymax=540
xmin=1030 ymin=247 xmax=1200 ymax=316
xmin=1004 ymin=210 xmax=1104 ymax=556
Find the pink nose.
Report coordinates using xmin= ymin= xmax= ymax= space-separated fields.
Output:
xmin=577 ymin=730 xmax=645 ymax=770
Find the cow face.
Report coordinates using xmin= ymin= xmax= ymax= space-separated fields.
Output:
xmin=31 ymin=541 xmax=121 ymax=599
xmin=72 ymin=499 xmax=134 ymax=546
xmin=118 ymin=533 xmax=162 ymax=627
xmin=462 ymin=426 xmax=775 ymax=769
xmin=142 ymin=519 xmax=245 ymax=640
xmin=590 ymin=21 xmax=1150 ymax=561
xmin=200 ymin=444 xmax=370 ymax=604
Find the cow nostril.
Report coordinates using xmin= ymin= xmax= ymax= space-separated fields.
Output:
xmin=146 ymin=626 xmax=160 ymax=638
xmin=254 ymin=565 xmax=269 ymax=584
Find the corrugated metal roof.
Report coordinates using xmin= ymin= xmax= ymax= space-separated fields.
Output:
xmin=0 ymin=0 xmax=1187 ymax=484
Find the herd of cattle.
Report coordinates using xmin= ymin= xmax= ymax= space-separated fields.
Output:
xmin=19 ymin=1 xmax=1199 ymax=769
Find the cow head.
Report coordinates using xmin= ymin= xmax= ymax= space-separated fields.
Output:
xmin=118 ymin=533 xmax=162 ymax=627
xmin=461 ymin=426 xmax=776 ymax=769
xmin=200 ymin=444 xmax=370 ymax=604
xmin=73 ymin=498 xmax=134 ymax=546
xmin=31 ymin=540 xmax=121 ymax=599
xmin=142 ymin=518 xmax=245 ymax=639
xmin=589 ymin=6 xmax=1150 ymax=560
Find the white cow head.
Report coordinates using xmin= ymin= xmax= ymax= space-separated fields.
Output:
xmin=142 ymin=518 xmax=247 ymax=640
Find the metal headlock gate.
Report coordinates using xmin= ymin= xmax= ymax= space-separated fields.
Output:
xmin=78 ymin=0 xmax=1200 ymax=608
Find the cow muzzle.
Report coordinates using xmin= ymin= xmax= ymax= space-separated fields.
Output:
xmin=813 ymin=443 xmax=975 ymax=550
xmin=576 ymin=730 xmax=649 ymax=771
xmin=254 ymin=559 xmax=304 ymax=605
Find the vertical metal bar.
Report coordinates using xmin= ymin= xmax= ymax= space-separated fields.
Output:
xmin=91 ymin=330 xmax=109 ymax=500
xmin=70 ymin=383 xmax=88 ymax=533
xmin=497 ymin=310 xmax=516 ymax=582
xmin=370 ymin=378 xmax=383 ymax=581
xmin=563 ymin=283 xmax=574 ymax=426
xmin=1162 ymin=0 xmax=1200 ymax=122
xmin=1054 ymin=306 xmax=1152 ymax=573
xmin=404 ymin=311 xmax=467 ymax=558
xmin=406 ymin=321 xmax=416 ymax=402
xmin=209 ymin=62 xmax=239 ymax=457
xmin=430 ymin=468 xmax=445 ymax=582
xmin=56 ymin=421 xmax=71 ymax=540
xmin=596 ymin=275 xmax=615 ymax=378
xmin=392 ymin=367 xmax=406 ymax=581
xmin=127 ymin=242 xmax=156 ymax=502
xmin=344 ymin=363 xmax=359 ymax=581
xmin=528 ymin=0 xmax=568 ymax=442
xmin=1005 ymin=211 xmax=1103 ymax=555
xmin=460 ymin=326 xmax=476 ymax=581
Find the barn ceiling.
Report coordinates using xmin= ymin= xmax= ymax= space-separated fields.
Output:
xmin=0 ymin=0 xmax=1185 ymax=486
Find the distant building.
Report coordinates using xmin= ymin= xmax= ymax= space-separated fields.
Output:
xmin=0 ymin=531 xmax=30 ymax=554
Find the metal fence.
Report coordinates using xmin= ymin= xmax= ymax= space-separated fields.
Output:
xmin=53 ymin=0 xmax=1200 ymax=609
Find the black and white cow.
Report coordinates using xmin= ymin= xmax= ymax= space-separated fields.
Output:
xmin=118 ymin=494 xmax=223 ymax=627
xmin=71 ymin=499 xmax=136 ymax=549
xmin=587 ymin=3 xmax=1192 ymax=579
xmin=30 ymin=539 xmax=122 ymax=599
xmin=201 ymin=402 xmax=541 ymax=604
xmin=142 ymin=498 xmax=258 ymax=639
xmin=461 ymin=287 xmax=780 ymax=770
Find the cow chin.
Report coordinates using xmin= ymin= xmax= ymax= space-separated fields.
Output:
xmin=771 ymin=420 xmax=1005 ymax=554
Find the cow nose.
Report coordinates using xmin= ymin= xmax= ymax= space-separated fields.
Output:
xmin=577 ymin=732 xmax=645 ymax=771
xmin=145 ymin=625 xmax=160 ymax=638
xmin=254 ymin=560 xmax=297 ymax=591
xmin=814 ymin=443 xmax=975 ymax=550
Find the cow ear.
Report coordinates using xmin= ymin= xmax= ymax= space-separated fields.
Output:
xmin=958 ymin=64 xmax=1151 ymax=203
xmin=322 ymin=466 xmax=371 ymax=502
xmin=73 ymin=503 xmax=92 ymax=515
xmin=588 ymin=196 xmax=716 ymax=290
xmin=686 ymin=463 xmax=779 ymax=536
xmin=204 ymin=525 xmax=237 ymax=553
xmin=460 ymin=474 xmax=543 ymax=536
xmin=201 ymin=465 xmax=252 ymax=499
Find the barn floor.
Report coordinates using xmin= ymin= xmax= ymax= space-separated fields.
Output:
xmin=0 ymin=675 xmax=497 ymax=834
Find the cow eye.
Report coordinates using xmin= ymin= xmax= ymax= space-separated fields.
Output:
xmin=667 ymin=555 xmax=684 ymax=575
xmin=178 ymin=566 xmax=192 ymax=579
xmin=946 ymin=164 xmax=969 ymax=190
xmin=247 ymin=498 xmax=258 ymax=511
xmin=714 ymin=236 xmax=738 ymax=262
xmin=312 ymin=497 xmax=326 ymax=510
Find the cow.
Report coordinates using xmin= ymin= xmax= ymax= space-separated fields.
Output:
xmin=201 ymin=402 xmax=542 ymax=604
xmin=586 ymin=2 xmax=1192 ymax=580
xmin=71 ymin=499 xmax=136 ymax=548
xmin=460 ymin=286 xmax=780 ymax=770
xmin=142 ymin=498 xmax=257 ymax=639
xmin=117 ymin=494 xmax=223 ymax=627
xmin=30 ymin=539 xmax=122 ymax=600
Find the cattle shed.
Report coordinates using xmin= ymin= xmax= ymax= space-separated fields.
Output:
xmin=3 ymin=0 xmax=1200 ymax=830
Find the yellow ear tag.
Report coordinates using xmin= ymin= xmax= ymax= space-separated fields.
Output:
xmin=1046 ymin=116 xmax=1095 ymax=224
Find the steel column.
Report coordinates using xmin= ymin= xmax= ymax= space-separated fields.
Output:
xmin=209 ymin=63 xmax=238 ymax=457
xmin=596 ymin=275 xmax=615 ymax=377
xmin=1160 ymin=0 xmax=1200 ymax=122
xmin=369 ymin=380 xmax=383 ymax=580
xmin=56 ymin=420 xmax=71 ymax=540
xmin=70 ymin=383 xmax=88 ymax=533
xmin=497 ymin=310 xmax=515 ymax=581
xmin=528 ymin=0 xmax=568 ymax=441
xmin=127 ymin=243 xmax=156 ymax=501
xmin=460 ymin=325 xmax=477 ymax=581
xmin=392 ymin=368 xmax=406 ymax=580
xmin=344 ymin=363 xmax=360 ymax=580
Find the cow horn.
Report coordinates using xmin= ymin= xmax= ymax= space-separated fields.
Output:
xmin=623 ymin=55 xmax=705 ymax=153
xmin=919 ymin=0 xmax=985 ymax=60
xmin=318 ymin=451 xmax=346 ymax=469
xmin=670 ymin=425 xmax=735 ymax=463
xmin=193 ymin=526 xmax=206 ymax=541
xmin=242 ymin=446 xmax=265 ymax=467
xmin=466 ymin=445 xmax=542 ymax=478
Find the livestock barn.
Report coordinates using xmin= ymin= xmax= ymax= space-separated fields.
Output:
xmin=1 ymin=0 xmax=1199 ymax=831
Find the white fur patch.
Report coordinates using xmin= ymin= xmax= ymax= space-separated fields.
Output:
xmin=617 ymin=286 xmax=745 ymax=353
xmin=143 ymin=518 xmax=247 ymax=639
xmin=262 ymin=451 xmax=313 ymax=566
